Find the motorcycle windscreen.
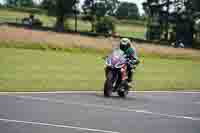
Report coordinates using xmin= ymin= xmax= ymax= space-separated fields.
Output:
xmin=106 ymin=49 xmax=126 ymax=68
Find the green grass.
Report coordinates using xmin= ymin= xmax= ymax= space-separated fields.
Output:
xmin=116 ymin=25 xmax=145 ymax=39
xmin=0 ymin=46 xmax=199 ymax=92
xmin=0 ymin=8 xmax=146 ymax=38
xmin=0 ymin=8 xmax=55 ymax=26
xmin=3 ymin=7 xmax=46 ymax=14
xmin=68 ymin=19 xmax=146 ymax=39
xmin=117 ymin=19 xmax=146 ymax=26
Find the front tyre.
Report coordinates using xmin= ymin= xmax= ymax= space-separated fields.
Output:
xmin=104 ymin=71 xmax=113 ymax=97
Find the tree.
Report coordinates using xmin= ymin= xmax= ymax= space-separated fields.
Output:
xmin=143 ymin=0 xmax=199 ymax=46
xmin=192 ymin=0 xmax=200 ymax=11
xmin=82 ymin=0 xmax=96 ymax=31
xmin=5 ymin=0 xmax=34 ymax=7
xmin=5 ymin=0 xmax=17 ymax=6
xmin=41 ymin=0 xmax=56 ymax=10
xmin=95 ymin=0 xmax=119 ymax=17
xmin=40 ymin=0 xmax=78 ymax=31
xmin=95 ymin=16 xmax=116 ymax=34
xmin=17 ymin=0 xmax=34 ymax=7
xmin=82 ymin=0 xmax=119 ymax=32
xmin=40 ymin=0 xmax=56 ymax=15
xmin=142 ymin=0 xmax=174 ymax=40
xmin=55 ymin=0 xmax=78 ymax=31
xmin=116 ymin=2 xmax=140 ymax=20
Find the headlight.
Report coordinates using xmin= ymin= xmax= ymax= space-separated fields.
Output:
xmin=105 ymin=58 xmax=112 ymax=66
xmin=115 ymin=63 xmax=123 ymax=68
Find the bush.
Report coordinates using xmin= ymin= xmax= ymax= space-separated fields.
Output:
xmin=95 ymin=16 xmax=116 ymax=35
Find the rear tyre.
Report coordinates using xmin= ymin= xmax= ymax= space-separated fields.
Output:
xmin=117 ymin=81 xmax=129 ymax=98
xmin=118 ymin=90 xmax=128 ymax=98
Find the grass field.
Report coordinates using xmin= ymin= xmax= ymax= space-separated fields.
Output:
xmin=0 ymin=46 xmax=200 ymax=92
xmin=0 ymin=8 xmax=146 ymax=39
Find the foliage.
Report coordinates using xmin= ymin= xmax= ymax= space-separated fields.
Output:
xmin=116 ymin=2 xmax=140 ymax=20
xmin=143 ymin=0 xmax=200 ymax=44
xmin=39 ymin=0 xmax=78 ymax=28
xmin=5 ymin=0 xmax=34 ymax=7
xmin=95 ymin=0 xmax=119 ymax=17
xmin=4 ymin=0 xmax=16 ymax=6
xmin=41 ymin=0 xmax=55 ymax=10
xmin=81 ymin=0 xmax=96 ymax=31
xmin=82 ymin=0 xmax=94 ymax=18
xmin=40 ymin=0 xmax=56 ymax=15
xmin=192 ymin=0 xmax=200 ymax=11
xmin=95 ymin=16 xmax=116 ymax=34
xmin=82 ymin=0 xmax=119 ymax=31
xmin=40 ymin=0 xmax=78 ymax=31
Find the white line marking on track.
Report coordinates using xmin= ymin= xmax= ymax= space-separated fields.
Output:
xmin=0 ymin=91 xmax=100 ymax=94
xmin=0 ymin=118 xmax=120 ymax=133
xmin=14 ymin=95 xmax=200 ymax=121
xmin=0 ymin=91 xmax=200 ymax=94
xmin=195 ymin=102 xmax=200 ymax=104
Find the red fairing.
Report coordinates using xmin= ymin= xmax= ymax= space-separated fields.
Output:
xmin=121 ymin=64 xmax=127 ymax=81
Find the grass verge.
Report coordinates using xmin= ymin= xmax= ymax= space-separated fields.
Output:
xmin=0 ymin=42 xmax=200 ymax=91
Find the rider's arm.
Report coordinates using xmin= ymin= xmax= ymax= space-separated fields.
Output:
xmin=127 ymin=48 xmax=140 ymax=65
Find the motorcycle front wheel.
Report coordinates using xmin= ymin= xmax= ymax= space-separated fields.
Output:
xmin=104 ymin=71 xmax=114 ymax=97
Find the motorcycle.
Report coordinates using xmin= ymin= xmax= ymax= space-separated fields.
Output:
xmin=104 ymin=48 xmax=130 ymax=98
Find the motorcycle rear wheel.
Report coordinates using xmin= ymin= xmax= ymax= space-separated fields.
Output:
xmin=117 ymin=81 xmax=129 ymax=98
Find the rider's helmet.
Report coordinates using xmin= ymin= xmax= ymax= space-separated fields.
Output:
xmin=120 ymin=38 xmax=131 ymax=52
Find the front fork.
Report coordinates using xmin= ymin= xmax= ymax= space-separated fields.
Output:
xmin=104 ymin=67 xmax=109 ymax=79
xmin=121 ymin=65 xmax=127 ymax=81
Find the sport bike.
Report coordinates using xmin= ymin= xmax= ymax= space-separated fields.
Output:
xmin=104 ymin=49 xmax=130 ymax=98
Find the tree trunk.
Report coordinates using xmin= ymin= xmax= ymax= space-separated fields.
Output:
xmin=164 ymin=0 xmax=170 ymax=40
xmin=56 ymin=14 xmax=64 ymax=32
xmin=91 ymin=21 xmax=95 ymax=32
xmin=91 ymin=0 xmax=95 ymax=32
xmin=55 ymin=0 xmax=65 ymax=32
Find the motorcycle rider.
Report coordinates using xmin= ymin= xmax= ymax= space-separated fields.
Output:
xmin=119 ymin=38 xmax=140 ymax=86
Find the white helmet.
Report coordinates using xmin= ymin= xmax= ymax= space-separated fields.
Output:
xmin=120 ymin=38 xmax=131 ymax=51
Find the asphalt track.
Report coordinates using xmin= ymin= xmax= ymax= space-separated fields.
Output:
xmin=0 ymin=92 xmax=200 ymax=133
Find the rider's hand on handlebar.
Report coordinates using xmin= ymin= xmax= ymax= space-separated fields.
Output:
xmin=102 ymin=56 xmax=108 ymax=60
